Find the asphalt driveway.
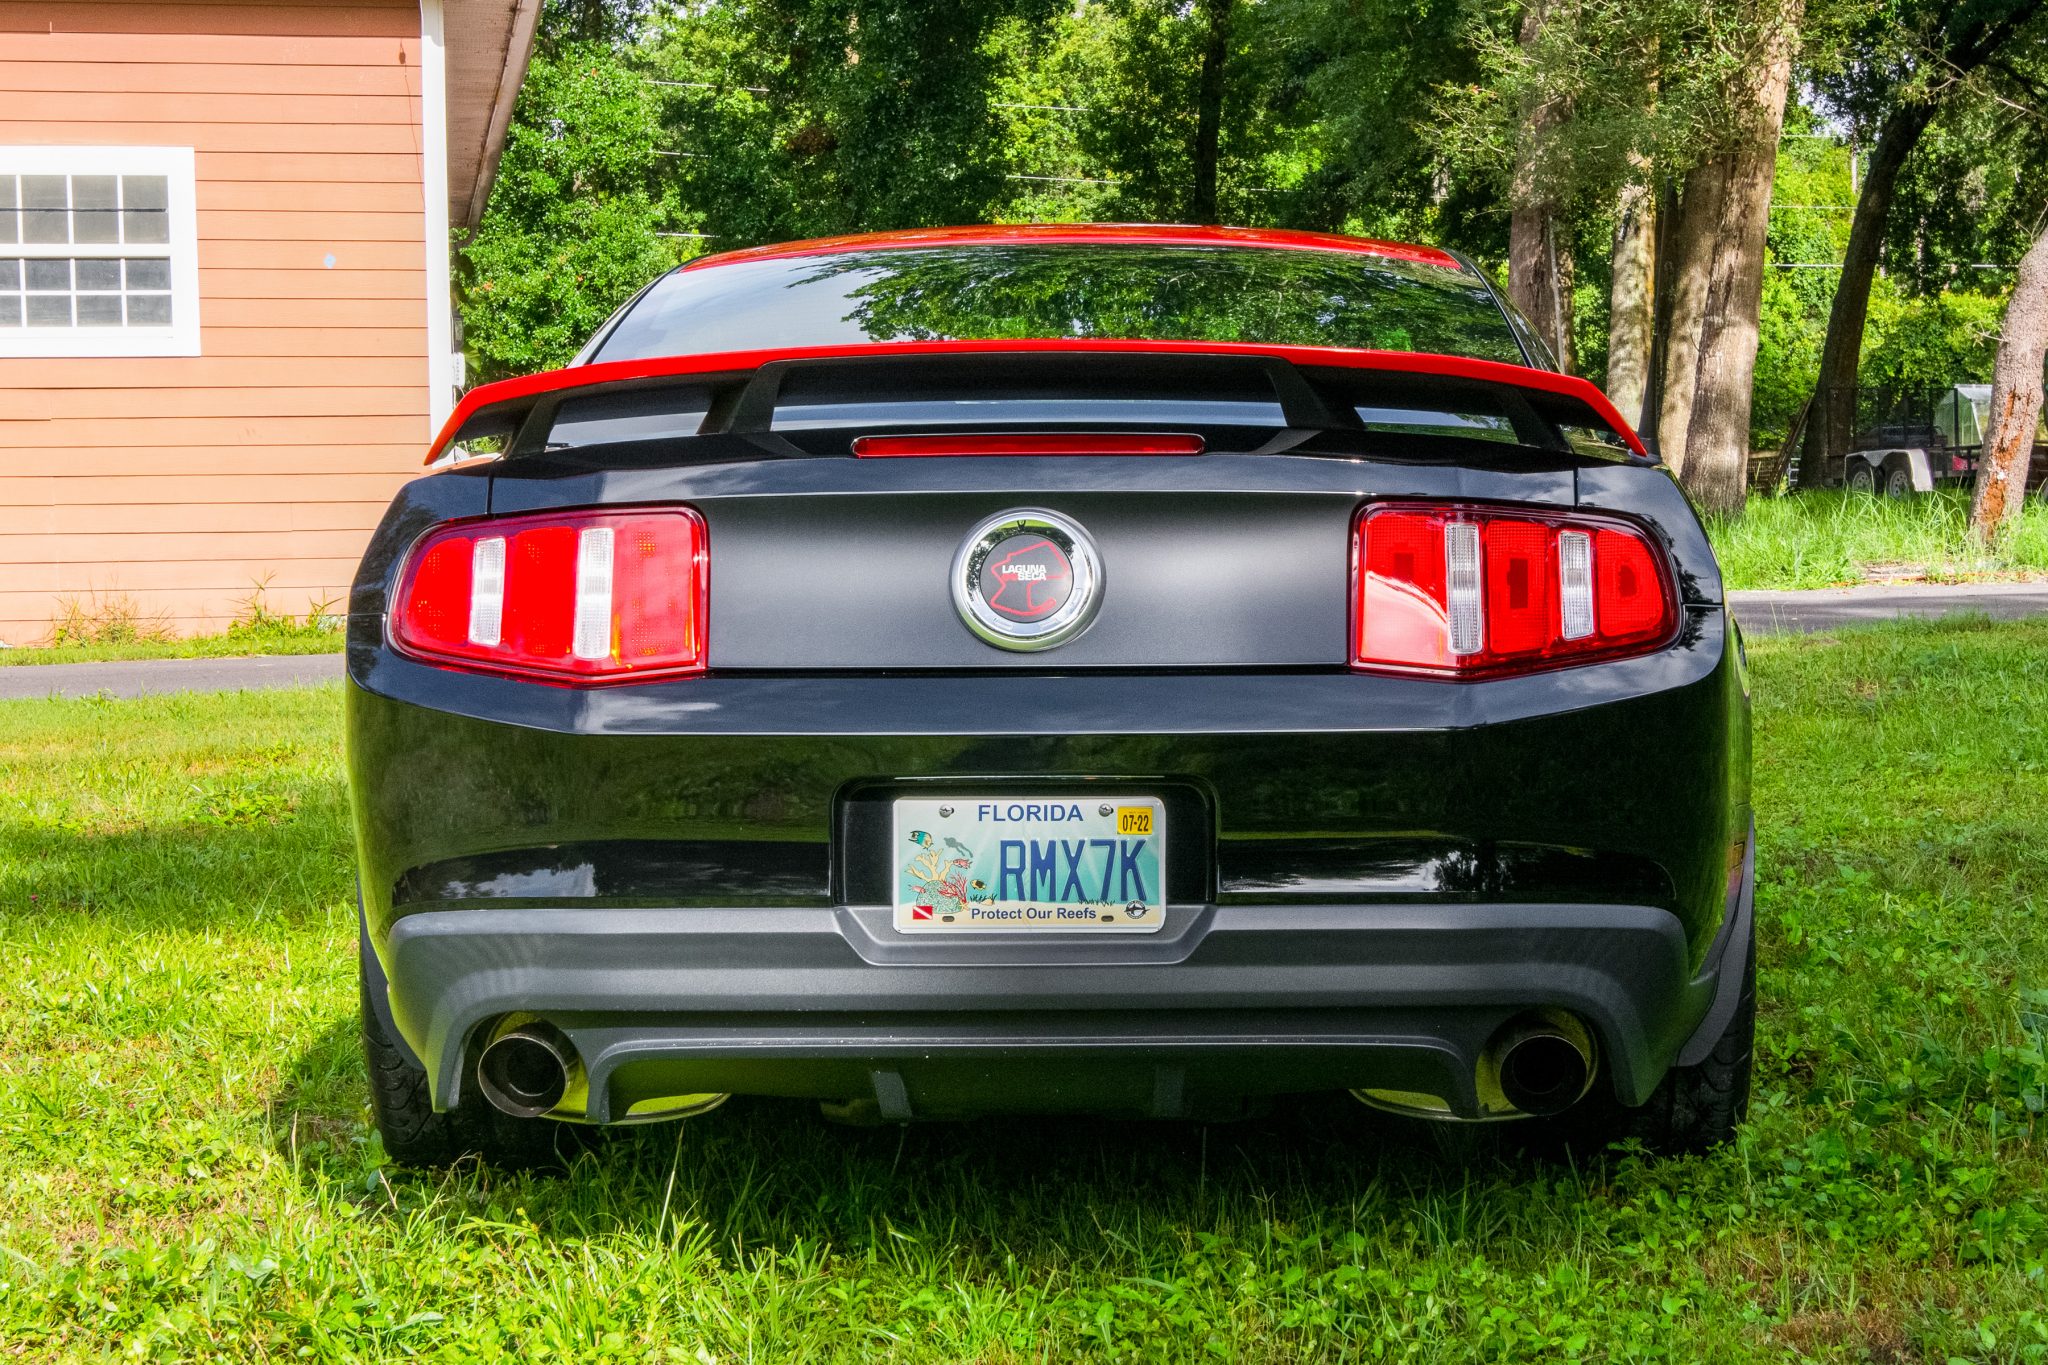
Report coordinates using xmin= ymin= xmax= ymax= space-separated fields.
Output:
xmin=0 ymin=652 xmax=345 ymax=700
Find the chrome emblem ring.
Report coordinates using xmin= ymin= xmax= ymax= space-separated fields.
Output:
xmin=951 ymin=508 xmax=1103 ymax=651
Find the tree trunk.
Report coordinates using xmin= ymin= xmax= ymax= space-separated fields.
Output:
xmin=1679 ymin=0 xmax=1800 ymax=515
xmin=1639 ymin=180 xmax=1680 ymax=447
xmin=1969 ymin=221 xmax=2048 ymax=541
xmin=1606 ymin=177 xmax=1656 ymax=430
xmin=1506 ymin=0 xmax=1573 ymax=371
xmin=1795 ymin=104 xmax=1935 ymax=488
xmin=1654 ymin=164 xmax=1725 ymax=477
xmin=1511 ymin=206 xmax=1575 ymax=373
xmin=1190 ymin=0 xmax=1231 ymax=223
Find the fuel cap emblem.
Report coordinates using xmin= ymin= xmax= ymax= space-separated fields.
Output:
xmin=952 ymin=509 xmax=1103 ymax=651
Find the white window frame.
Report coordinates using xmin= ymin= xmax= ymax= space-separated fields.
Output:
xmin=0 ymin=145 xmax=200 ymax=358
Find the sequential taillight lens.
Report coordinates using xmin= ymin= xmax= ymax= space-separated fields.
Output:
xmin=392 ymin=508 xmax=707 ymax=683
xmin=1353 ymin=503 xmax=1675 ymax=677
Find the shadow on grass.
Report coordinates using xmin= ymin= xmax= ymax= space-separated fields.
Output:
xmin=0 ymin=805 xmax=355 ymax=931
xmin=266 ymin=1010 xmax=1551 ymax=1267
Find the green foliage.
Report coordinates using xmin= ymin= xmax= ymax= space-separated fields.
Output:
xmin=1433 ymin=0 xmax=1828 ymax=219
xmin=983 ymin=8 xmax=1124 ymax=223
xmin=1750 ymin=117 xmax=1858 ymax=447
xmin=43 ymin=590 xmax=173 ymax=649
xmin=1888 ymin=82 xmax=2048 ymax=296
xmin=1036 ymin=1 xmax=1297 ymax=225
xmin=1860 ymin=280 xmax=2007 ymax=394
xmin=1066 ymin=0 xmax=1218 ymax=220
xmin=650 ymin=1 xmax=1062 ymax=246
xmin=457 ymin=38 xmax=691 ymax=380
xmin=22 ymin=581 xmax=341 ymax=660
xmin=454 ymin=0 xmax=2046 ymax=461
xmin=1262 ymin=0 xmax=1491 ymax=241
xmin=5 ymin=623 xmax=2048 ymax=1357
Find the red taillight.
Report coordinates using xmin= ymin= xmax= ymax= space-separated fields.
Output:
xmin=851 ymin=432 xmax=1205 ymax=458
xmin=1352 ymin=503 xmax=1675 ymax=677
xmin=391 ymin=507 xmax=707 ymax=684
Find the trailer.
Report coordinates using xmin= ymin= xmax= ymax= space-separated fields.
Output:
xmin=1843 ymin=383 xmax=2048 ymax=499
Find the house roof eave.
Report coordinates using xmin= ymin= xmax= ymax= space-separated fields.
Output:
xmin=443 ymin=0 xmax=542 ymax=230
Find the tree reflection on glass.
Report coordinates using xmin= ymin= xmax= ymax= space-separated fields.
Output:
xmin=596 ymin=244 xmax=1529 ymax=363
xmin=810 ymin=246 xmax=1524 ymax=359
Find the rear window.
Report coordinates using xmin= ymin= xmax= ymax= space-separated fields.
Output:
xmin=591 ymin=243 xmax=1528 ymax=366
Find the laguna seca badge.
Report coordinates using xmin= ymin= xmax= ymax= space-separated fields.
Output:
xmin=952 ymin=509 xmax=1103 ymax=651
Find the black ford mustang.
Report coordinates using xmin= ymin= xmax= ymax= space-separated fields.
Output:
xmin=348 ymin=224 xmax=1753 ymax=1165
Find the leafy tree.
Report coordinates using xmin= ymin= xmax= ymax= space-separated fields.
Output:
xmin=1886 ymin=74 xmax=2048 ymax=292
xmin=1797 ymin=0 xmax=2048 ymax=485
xmin=455 ymin=0 xmax=2048 ymax=509
xmin=984 ymin=8 xmax=1124 ymax=223
xmin=1666 ymin=0 xmax=1806 ymax=513
xmin=1037 ymin=0 xmax=1317 ymax=227
xmin=1263 ymin=0 xmax=1493 ymax=242
xmin=1434 ymin=0 xmax=1817 ymax=507
xmin=541 ymin=0 xmax=657 ymax=49
xmin=1749 ymin=115 xmax=1856 ymax=447
xmin=651 ymin=1 xmax=1063 ymax=245
xmin=1860 ymin=281 xmax=2006 ymax=392
xmin=457 ymin=31 xmax=691 ymax=380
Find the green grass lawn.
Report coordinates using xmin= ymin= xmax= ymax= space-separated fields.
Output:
xmin=2 ymin=621 xmax=2045 ymax=1361
xmin=1708 ymin=489 xmax=2048 ymax=590
xmin=0 ymin=631 xmax=345 ymax=667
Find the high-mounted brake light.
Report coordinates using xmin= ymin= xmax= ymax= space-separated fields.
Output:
xmin=1353 ymin=503 xmax=1675 ymax=677
xmin=851 ymin=432 xmax=1205 ymax=458
xmin=392 ymin=507 xmax=707 ymax=683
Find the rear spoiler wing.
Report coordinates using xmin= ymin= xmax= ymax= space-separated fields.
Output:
xmin=427 ymin=339 xmax=1649 ymax=465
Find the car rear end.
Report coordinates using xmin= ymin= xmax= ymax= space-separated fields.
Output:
xmin=347 ymin=231 xmax=1752 ymax=1147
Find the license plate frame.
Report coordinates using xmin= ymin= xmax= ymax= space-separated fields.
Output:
xmin=889 ymin=795 xmax=1168 ymax=933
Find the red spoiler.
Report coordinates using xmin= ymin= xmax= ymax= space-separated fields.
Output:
xmin=427 ymin=340 xmax=1648 ymax=464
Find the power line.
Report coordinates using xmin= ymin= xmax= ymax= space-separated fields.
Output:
xmin=649 ymin=79 xmax=770 ymax=93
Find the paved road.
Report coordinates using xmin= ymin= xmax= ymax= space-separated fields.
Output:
xmin=0 ymin=652 xmax=343 ymax=700
xmin=1727 ymin=581 xmax=2048 ymax=635
xmin=1 ymin=583 xmax=2044 ymax=699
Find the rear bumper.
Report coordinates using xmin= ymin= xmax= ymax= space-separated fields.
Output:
xmin=350 ymin=580 xmax=1750 ymax=1124
xmin=378 ymin=870 xmax=1752 ymax=1122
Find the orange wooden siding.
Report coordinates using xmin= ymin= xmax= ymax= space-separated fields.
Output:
xmin=0 ymin=0 xmax=432 ymax=641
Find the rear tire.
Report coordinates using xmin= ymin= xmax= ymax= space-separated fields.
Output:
xmin=1882 ymin=464 xmax=1915 ymax=499
xmin=1528 ymin=919 xmax=1755 ymax=1158
xmin=360 ymin=948 xmax=587 ymax=1170
xmin=1844 ymin=461 xmax=1877 ymax=495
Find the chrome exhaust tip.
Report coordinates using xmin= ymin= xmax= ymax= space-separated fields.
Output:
xmin=1480 ymin=1013 xmax=1596 ymax=1118
xmin=476 ymin=1021 xmax=581 ymax=1119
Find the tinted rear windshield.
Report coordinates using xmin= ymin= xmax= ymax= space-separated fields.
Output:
xmin=591 ymin=244 xmax=1528 ymax=366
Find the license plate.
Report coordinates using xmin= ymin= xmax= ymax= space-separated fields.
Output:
xmin=890 ymin=796 xmax=1167 ymax=933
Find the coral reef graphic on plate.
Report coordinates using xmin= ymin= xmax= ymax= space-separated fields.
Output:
xmin=903 ymin=829 xmax=991 ymax=918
